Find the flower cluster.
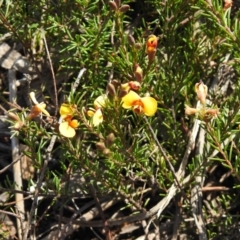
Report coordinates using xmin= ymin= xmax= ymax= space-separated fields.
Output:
xmin=119 ymin=36 xmax=158 ymax=116
xmin=22 ymin=33 xmax=159 ymax=138
xmin=185 ymin=82 xmax=219 ymax=121
xmin=86 ymin=34 xmax=158 ymax=127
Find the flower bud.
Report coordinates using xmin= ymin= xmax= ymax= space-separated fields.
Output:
xmin=128 ymin=81 xmax=141 ymax=91
xmin=147 ymin=50 xmax=156 ymax=63
xmin=121 ymin=81 xmax=140 ymax=92
xmin=106 ymin=133 xmax=116 ymax=147
xmin=14 ymin=121 xmax=25 ymax=130
xmin=195 ymin=82 xmax=208 ymax=105
xmin=146 ymin=35 xmax=158 ymax=63
xmin=121 ymin=83 xmax=130 ymax=92
xmin=224 ymin=0 xmax=232 ymax=10
xmin=135 ymin=43 xmax=142 ymax=50
xmin=8 ymin=112 xmax=24 ymax=129
xmin=114 ymin=0 xmax=121 ymax=8
xmin=103 ymin=148 xmax=111 ymax=156
xmin=118 ymin=89 xmax=128 ymax=98
xmin=109 ymin=1 xmax=118 ymax=11
xmin=134 ymin=64 xmax=143 ymax=82
xmin=7 ymin=112 xmax=21 ymax=122
xmin=119 ymin=4 xmax=130 ymax=13
xmin=107 ymin=82 xmax=116 ymax=97
xmin=96 ymin=142 xmax=106 ymax=151
xmin=87 ymin=108 xmax=95 ymax=117
xmin=128 ymin=35 xmax=135 ymax=46
xmin=26 ymin=105 xmax=42 ymax=120
xmin=111 ymin=80 xmax=121 ymax=91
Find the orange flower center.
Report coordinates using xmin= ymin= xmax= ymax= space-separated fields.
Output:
xmin=132 ymin=99 xmax=144 ymax=114
xmin=64 ymin=116 xmax=78 ymax=129
xmin=147 ymin=46 xmax=156 ymax=53
xmin=69 ymin=119 xmax=79 ymax=128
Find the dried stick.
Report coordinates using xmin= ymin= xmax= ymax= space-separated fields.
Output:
xmin=145 ymin=109 xmax=200 ymax=219
xmin=0 ymin=208 xmax=22 ymax=219
xmin=171 ymin=196 xmax=182 ymax=240
xmin=0 ymin=153 xmax=23 ymax=174
xmin=191 ymin=127 xmax=207 ymax=240
xmin=41 ymin=28 xmax=58 ymax=116
xmin=177 ymin=112 xmax=201 ymax=177
xmin=89 ymin=184 xmax=111 ymax=239
xmin=8 ymin=69 xmax=25 ymax=240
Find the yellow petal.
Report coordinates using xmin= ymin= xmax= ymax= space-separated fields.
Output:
xmin=59 ymin=122 xmax=76 ymax=138
xmin=29 ymin=92 xmax=39 ymax=105
xmin=122 ymin=90 xmax=140 ymax=109
xmin=87 ymin=108 xmax=95 ymax=117
xmin=121 ymin=83 xmax=130 ymax=92
xmin=185 ymin=105 xmax=199 ymax=115
xmin=92 ymin=108 xmax=103 ymax=126
xmin=94 ymin=95 xmax=107 ymax=109
xmin=60 ymin=103 xmax=75 ymax=118
xmin=141 ymin=97 xmax=158 ymax=116
xmin=195 ymin=82 xmax=208 ymax=104
xmin=38 ymin=103 xmax=50 ymax=116
xmin=147 ymin=35 xmax=158 ymax=50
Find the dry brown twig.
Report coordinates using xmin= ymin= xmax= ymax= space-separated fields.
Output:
xmin=41 ymin=29 xmax=58 ymax=116
xmin=8 ymin=69 xmax=25 ymax=240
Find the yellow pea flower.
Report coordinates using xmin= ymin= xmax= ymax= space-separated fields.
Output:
xmin=59 ymin=103 xmax=79 ymax=138
xmin=94 ymin=95 xmax=108 ymax=109
xmin=87 ymin=95 xmax=108 ymax=126
xmin=59 ymin=103 xmax=76 ymax=118
xmin=87 ymin=106 xmax=104 ymax=126
xmin=87 ymin=108 xmax=104 ymax=126
xmin=122 ymin=90 xmax=157 ymax=116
